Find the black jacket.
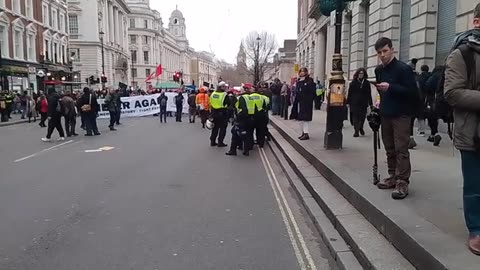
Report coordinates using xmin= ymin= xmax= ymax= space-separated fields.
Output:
xmin=296 ymin=76 xmax=316 ymax=121
xmin=347 ymin=79 xmax=372 ymax=110
xmin=374 ymin=58 xmax=418 ymax=117
xmin=77 ymin=92 xmax=99 ymax=115
xmin=47 ymin=93 xmax=62 ymax=118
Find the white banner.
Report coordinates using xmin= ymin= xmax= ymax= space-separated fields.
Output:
xmin=96 ymin=93 xmax=191 ymax=119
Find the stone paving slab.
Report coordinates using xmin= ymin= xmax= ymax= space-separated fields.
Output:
xmin=269 ymin=110 xmax=480 ymax=269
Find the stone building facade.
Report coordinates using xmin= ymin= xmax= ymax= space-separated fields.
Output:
xmin=0 ymin=0 xmax=70 ymax=93
xmin=68 ymin=0 xmax=131 ymax=90
xmin=297 ymin=0 xmax=478 ymax=82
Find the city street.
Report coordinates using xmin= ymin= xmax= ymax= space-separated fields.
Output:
xmin=0 ymin=117 xmax=335 ymax=270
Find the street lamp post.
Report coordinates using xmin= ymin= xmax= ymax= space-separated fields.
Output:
xmin=319 ymin=0 xmax=356 ymax=150
xmin=99 ymin=30 xmax=105 ymax=90
xmin=255 ymin=35 xmax=261 ymax=86
xmin=69 ymin=56 xmax=75 ymax=92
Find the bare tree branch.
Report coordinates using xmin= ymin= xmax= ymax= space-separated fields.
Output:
xmin=241 ymin=31 xmax=278 ymax=83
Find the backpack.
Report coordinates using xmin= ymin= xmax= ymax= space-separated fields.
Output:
xmin=56 ymin=99 xmax=63 ymax=114
xmin=435 ymin=44 xmax=475 ymax=138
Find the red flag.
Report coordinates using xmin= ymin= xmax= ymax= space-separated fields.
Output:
xmin=155 ymin=64 xmax=163 ymax=77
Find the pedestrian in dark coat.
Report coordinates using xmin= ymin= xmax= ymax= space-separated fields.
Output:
xmin=41 ymin=89 xmax=65 ymax=142
xmin=347 ymin=68 xmax=373 ymax=137
xmin=77 ymin=87 xmax=100 ymax=136
xmin=296 ymin=67 xmax=316 ymax=140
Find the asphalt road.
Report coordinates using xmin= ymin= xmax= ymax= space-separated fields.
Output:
xmin=0 ymin=116 xmax=335 ymax=270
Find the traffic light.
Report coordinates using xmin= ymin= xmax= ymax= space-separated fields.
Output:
xmin=173 ymin=72 xmax=178 ymax=82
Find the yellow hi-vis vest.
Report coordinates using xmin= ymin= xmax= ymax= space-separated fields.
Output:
xmin=236 ymin=95 xmax=255 ymax=115
xmin=248 ymin=93 xmax=266 ymax=112
xmin=316 ymin=88 xmax=325 ymax=96
xmin=209 ymin=91 xmax=227 ymax=109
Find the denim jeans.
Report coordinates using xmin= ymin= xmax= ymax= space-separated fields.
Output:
xmin=460 ymin=150 xmax=480 ymax=236
xmin=271 ymin=95 xmax=280 ymax=115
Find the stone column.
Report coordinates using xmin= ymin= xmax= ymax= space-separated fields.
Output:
xmin=310 ymin=41 xmax=315 ymax=78
xmin=317 ymin=29 xmax=327 ymax=83
xmin=410 ymin=0 xmax=437 ymax=68
xmin=114 ymin=7 xmax=119 ymax=45
xmin=109 ymin=2 xmax=114 ymax=43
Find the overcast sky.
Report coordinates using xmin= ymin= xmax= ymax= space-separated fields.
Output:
xmin=150 ymin=0 xmax=298 ymax=64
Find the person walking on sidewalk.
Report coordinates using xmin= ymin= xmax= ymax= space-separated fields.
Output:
xmin=444 ymin=4 xmax=480 ymax=255
xmin=296 ymin=67 xmax=316 ymax=140
xmin=41 ymin=89 xmax=65 ymax=142
xmin=374 ymin=37 xmax=418 ymax=200
xmin=347 ymin=68 xmax=372 ymax=137
xmin=425 ymin=66 xmax=443 ymax=146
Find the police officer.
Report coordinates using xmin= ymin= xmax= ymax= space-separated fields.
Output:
xmin=226 ymin=87 xmax=254 ymax=156
xmin=209 ymin=81 xmax=231 ymax=147
xmin=250 ymin=86 xmax=269 ymax=148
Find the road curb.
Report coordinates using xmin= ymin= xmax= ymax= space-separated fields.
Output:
xmin=268 ymin=128 xmax=414 ymax=270
xmin=269 ymin=117 xmax=480 ymax=270
xmin=0 ymin=120 xmax=29 ymax=127
xmin=267 ymin=137 xmax=363 ymax=270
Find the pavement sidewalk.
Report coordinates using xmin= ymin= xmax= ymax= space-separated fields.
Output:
xmin=269 ymin=109 xmax=480 ymax=269
xmin=0 ymin=113 xmax=31 ymax=127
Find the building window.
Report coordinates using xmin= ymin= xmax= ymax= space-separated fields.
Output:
xmin=69 ymin=15 xmax=78 ymax=35
xmin=61 ymin=45 xmax=66 ymax=63
xmin=43 ymin=4 xmax=49 ymax=26
xmin=145 ymin=68 xmax=151 ymax=77
xmin=0 ymin=0 xmax=4 ymax=8
xmin=27 ymin=33 xmax=36 ymax=61
xmin=131 ymin=50 xmax=137 ymax=63
xmin=13 ymin=0 xmax=20 ymax=14
xmin=53 ymin=42 xmax=58 ymax=63
xmin=52 ymin=9 xmax=58 ymax=30
xmin=59 ymin=13 xmax=65 ymax=32
xmin=70 ymin=48 xmax=80 ymax=62
xmin=143 ymin=51 xmax=149 ymax=64
xmin=26 ymin=0 xmax=33 ymax=18
xmin=130 ymin=18 xmax=135 ymax=28
xmin=14 ymin=29 xmax=24 ymax=59
xmin=132 ymin=68 xmax=137 ymax=77
xmin=143 ymin=36 xmax=149 ymax=45
xmin=45 ymin=40 xmax=50 ymax=60
xmin=0 ymin=24 xmax=8 ymax=58
xmin=144 ymin=20 xmax=148 ymax=29
xmin=130 ymin=35 xmax=136 ymax=44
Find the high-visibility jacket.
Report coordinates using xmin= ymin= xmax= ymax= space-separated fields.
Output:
xmin=236 ymin=94 xmax=255 ymax=115
xmin=316 ymin=88 xmax=325 ymax=96
xmin=209 ymin=91 xmax=227 ymax=109
xmin=249 ymin=93 xmax=266 ymax=112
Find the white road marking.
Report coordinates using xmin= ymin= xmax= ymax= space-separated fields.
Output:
xmin=259 ymin=147 xmax=317 ymax=270
xmin=84 ymin=149 xmax=102 ymax=153
xmin=14 ymin=140 xmax=75 ymax=163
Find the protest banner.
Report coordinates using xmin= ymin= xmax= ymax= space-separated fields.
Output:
xmin=96 ymin=93 xmax=190 ymax=119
